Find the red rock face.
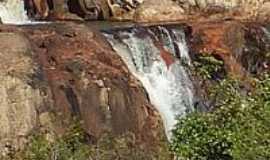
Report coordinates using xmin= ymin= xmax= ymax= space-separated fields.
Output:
xmin=154 ymin=41 xmax=176 ymax=69
xmin=190 ymin=21 xmax=248 ymax=78
xmin=190 ymin=21 xmax=270 ymax=79
xmin=160 ymin=50 xmax=176 ymax=69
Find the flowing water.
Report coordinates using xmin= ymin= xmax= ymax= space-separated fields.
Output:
xmin=262 ymin=26 xmax=270 ymax=40
xmin=103 ymin=26 xmax=194 ymax=139
xmin=0 ymin=0 xmax=29 ymax=24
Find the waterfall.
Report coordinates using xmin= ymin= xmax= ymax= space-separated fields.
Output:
xmin=0 ymin=0 xmax=29 ymax=24
xmin=103 ymin=26 xmax=194 ymax=139
xmin=262 ymin=27 xmax=270 ymax=40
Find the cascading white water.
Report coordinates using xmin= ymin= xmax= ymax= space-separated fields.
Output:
xmin=104 ymin=26 xmax=194 ymax=139
xmin=0 ymin=0 xmax=29 ymax=24
xmin=262 ymin=27 xmax=270 ymax=39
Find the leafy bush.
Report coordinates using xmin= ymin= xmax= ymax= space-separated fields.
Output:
xmin=22 ymin=122 xmax=92 ymax=160
xmin=170 ymin=75 xmax=270 ymax=160
xmin=16 ymin=121 xmax=170 ymax=160
xmin=193 ymin=54 xmax=225 ymax=80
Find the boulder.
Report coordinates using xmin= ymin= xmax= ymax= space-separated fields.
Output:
xmin=70 ymin=0 xmax=110 ymax=20
xmin=31 ymin=0 xmax=49 ymax=18
xmin=134 ymin=0 xmax=185 ymax=22
xmin=25 ymin=0 xmax=82 ymax=20
xmin=257 ymin=2 xmax=270 ymax=22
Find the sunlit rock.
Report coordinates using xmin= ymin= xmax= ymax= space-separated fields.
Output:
xmin=0 ymin=33 xmax=42 ymax=155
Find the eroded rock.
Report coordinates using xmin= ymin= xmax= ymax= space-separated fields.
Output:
xmin=174 ymin=0 xmax=270 ymax=22
xmin=135 ymin=0 xmax=185 ymax=22
xmin=190 ymin=21 xmax=270 ymax=78
xmin=0 ymin=33 xmax=42 ymax=155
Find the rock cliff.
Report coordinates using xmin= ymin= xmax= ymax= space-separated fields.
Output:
xmin=0 ymin=23 xmax=169 ymax=158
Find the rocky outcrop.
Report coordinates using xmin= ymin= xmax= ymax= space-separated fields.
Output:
xmin=135 ymin=0 xmax=185 ymax=22
xmin=23 ymin=0 xmax=270 ymax=22
xmin=189 ymin=21 xmax=270 ymax=77
xmin=0 ymin=32 xmax=42 ymax=156
xmin=0 ymin=23 xmax=169 ymax=157
xmin=25 ymin=0 xmax=130 ymax=21
xmin=26 ymin=0 xmax=82 ymax=20
xmin=173 ymin=0 xmax=270 ymax=22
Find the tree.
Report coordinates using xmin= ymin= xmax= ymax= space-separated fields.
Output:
xmin=171 ymin=75 xmax=270 ymax=160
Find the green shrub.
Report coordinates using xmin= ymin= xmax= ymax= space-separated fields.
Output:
xmin=22 ymin=122 xmax=92 ymax=160
xmin=171 ymin=75 xmax=270 ymax=160
xmin=193 ymin=54 xmax=225 ymax=80
xmin=18 ymin=122 xmax=170 ymax=160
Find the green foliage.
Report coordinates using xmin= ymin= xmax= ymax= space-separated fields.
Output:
xmin=22 ymin=122 xmax=92 ymax=160
xmin=171 ymin=75 xmax=270 ymax=160
xmin=87 ymin=132 xmax=170 ymax=160
xmin=193 ymin=54 xmax=225 ymax=80
xmin=17 ymin=121 xmax=170 ymax=160
xmin=88 ymin=133 xmax=150 ymax=160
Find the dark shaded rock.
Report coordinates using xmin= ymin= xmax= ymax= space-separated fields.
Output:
xmin=190 ymin=21 xmax=270 ymax=77
xmin=190 ymin=21 xmax=247 ymax=78
xmin=239 ymin=24 xmax=270 ymax=75
xmin=188 ymin=21 xmax=270 ymax=112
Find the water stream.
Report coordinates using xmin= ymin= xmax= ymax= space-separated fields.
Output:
xmin=103 ymin=26 xmax=194 ymax=139
xmin=0 ymin=0 xmax=29 ymax=24
xmin=262 ymin=26 xmax=270 ymax=40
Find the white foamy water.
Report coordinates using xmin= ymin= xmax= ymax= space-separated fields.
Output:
xmin=104 ymin=26 xmax=194 ymax=139
xmin=262 ymin=27 xmax=270 ymax=40
xmin=0 ymin=0 xmax=30 ymax=24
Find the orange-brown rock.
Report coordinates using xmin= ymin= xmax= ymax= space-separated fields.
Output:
xmin=154 ymin=41 xmax=176 ymax=69
xmin=190 ymin=21 xmax=246 ymax=78
xmin=32 ymin=0 xmax=49 ymax=18
xmin=135 ymin=0 xmax=185 ymax=23
xmin=190 ymin=21 xmax=270 ymax=77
